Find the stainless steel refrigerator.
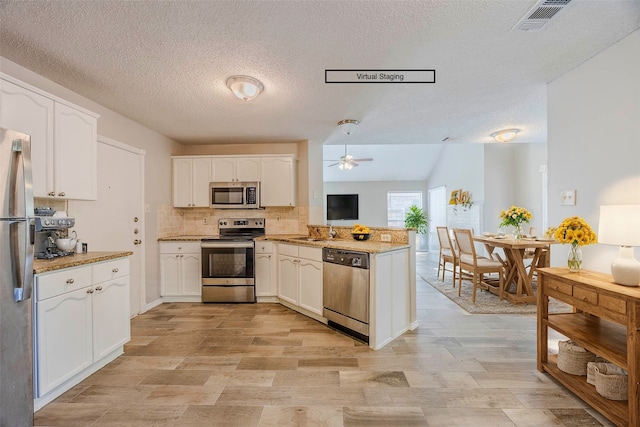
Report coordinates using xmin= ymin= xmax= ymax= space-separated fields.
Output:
xmin=0 ymin=127 xmax=34 ymax=426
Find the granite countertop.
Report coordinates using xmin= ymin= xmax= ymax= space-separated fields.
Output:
xmin=258 ymin=235 xmax=410 ymax=254
xmin=158 ymin=234 xmax=410 ymax=253
xmin=33 ymin=251 xmax=133 ymax=274
xmin=158 ymin=235 xmax=218 ymax=241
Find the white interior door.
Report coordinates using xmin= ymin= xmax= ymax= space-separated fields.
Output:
xmin=69 ymin=136 xmax=145 ymax=317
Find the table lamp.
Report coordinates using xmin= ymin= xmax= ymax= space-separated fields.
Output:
xmin=598 ymin=204 xmax=640 ymax=286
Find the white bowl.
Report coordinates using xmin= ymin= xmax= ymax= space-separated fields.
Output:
xmin=55 ymin=238 xmax=76 ymax=251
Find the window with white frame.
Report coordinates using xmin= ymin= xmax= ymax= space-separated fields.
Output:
xmin=387 ymin=192 xmax=423 ymax=228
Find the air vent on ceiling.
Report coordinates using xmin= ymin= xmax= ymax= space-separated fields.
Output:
xmin=512 ymin=0 xmax=573 ymax=32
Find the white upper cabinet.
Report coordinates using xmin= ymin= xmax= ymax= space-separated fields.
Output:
xmin=1 ymin=79 xmax=54 ymax=197
xmin=172 ymin=157 xmax=211 ymax=207
xmin=211 ymin=157 xmax=260 ymax=182
xmin=0 ymin=76 xmax=98 ymax=200
xmin=53 ymin=103 xmax=98 ymax=200
xmin=261 ymin=156 xmax=297 ymax=207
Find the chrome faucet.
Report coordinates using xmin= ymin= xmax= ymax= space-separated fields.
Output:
xmin=329 ymin=224 xmax=337 ymax=239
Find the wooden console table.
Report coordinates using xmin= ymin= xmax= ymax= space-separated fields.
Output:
xmin=537 ymin=268 xmax=640 ymax=427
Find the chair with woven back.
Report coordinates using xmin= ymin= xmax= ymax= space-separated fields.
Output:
xmin=453 ymin=228 xmax=505 ymax=303
xmin=436 ymin=226 xmax=458 ymax=287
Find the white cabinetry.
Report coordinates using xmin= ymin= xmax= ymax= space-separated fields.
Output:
xmin=211 ymin=157 xmax=260 ymax=182
xmin=0 ymin=76 xmax=98 ymax=200
xmin=261 ymin=156 xmax=297 ymax=207
xmin=160 ymin=242 xmax=201 ymax=300
xmin=172 ymin=157 xmax=212 ymax=207
xmin=255 ymin=241 xmax=277 ymax=299
xmin=277 ymin=243 xmax=323 ymax=317
xmin=34 ymin=258 xmax=130 ymax=407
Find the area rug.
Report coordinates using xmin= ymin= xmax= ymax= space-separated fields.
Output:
xmin=420 ymin=272 xmax=571 ymax=315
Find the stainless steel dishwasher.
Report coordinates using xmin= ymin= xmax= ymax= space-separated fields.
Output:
xmin=322 ymin=248 xmax=370 ymax=342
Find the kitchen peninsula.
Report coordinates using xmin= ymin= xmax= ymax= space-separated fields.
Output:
xmin=161 ymin=224 xmax=417 ymax=350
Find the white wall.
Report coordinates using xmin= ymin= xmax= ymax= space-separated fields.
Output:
xmin=1 ymin=57 xmax=179 ymax=305
xmin=322 ymin=181 xmax=428 ymax=228
xmin=547 ymin=30 xmax=640 ymax=272
xmin=482 ymin=143 xmax=547 ymax=234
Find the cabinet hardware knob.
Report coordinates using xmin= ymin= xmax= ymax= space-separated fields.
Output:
xmin=134 ymin=239 xmax=142 ymax=245
xmin=134 ymin=217 xmax=139 ymax=222
xmin=180 ymin=254 xmax=184 ymax=257
xmin=96 ymin=286 xmax=102 ymax=291
xmin=58 ymin=192 xmax=65 ymax=197
xmin=87 ymin=288 xmax=94 ymax=294
xmin=66 ymin=278 xmax=74 ymax=284
xmin=48 ymin=191 xmax=55 ymax=196
xmin=112 ymin=268 xmax=119 ymax=273
xmin=134 ymin=228 xmax=139 ymax=234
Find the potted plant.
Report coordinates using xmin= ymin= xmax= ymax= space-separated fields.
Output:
xmin=404 ymin=205 xmax=428 ymax=235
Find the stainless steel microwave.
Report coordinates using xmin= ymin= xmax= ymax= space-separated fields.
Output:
xmin=210 ymin=182 xmax=260 ymax=209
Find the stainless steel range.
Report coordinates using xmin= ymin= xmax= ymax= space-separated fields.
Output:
xmin=200 ymin=218 xmax=265 ymax=303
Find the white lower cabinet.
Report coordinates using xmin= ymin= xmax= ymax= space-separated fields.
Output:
xmin=255 ymin=241 xmax=277 ymax=298
xmin=160 ymin=242 xmax=201 ymax=299
xmin=277 ymin=244 xmax=323 ymax=316
xmin=34 ymin=258 xmax=130 ymax=406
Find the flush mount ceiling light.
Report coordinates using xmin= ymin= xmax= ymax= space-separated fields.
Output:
xmin=491 ymin=128 xmax=520 ymax=143
xmin=337 ymin=119 xmax=360 ymax=135
xmin=226 ymin=75 xmax=264 ymax=101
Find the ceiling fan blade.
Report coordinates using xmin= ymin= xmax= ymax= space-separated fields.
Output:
xmin=327 ymin=162 xmax=340 ymax=167
xmin=351 ymin=158 xmax=373 ymax=162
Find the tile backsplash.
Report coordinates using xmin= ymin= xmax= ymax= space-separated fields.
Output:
xmin=157 ymin=205 xmax=308 ymax=238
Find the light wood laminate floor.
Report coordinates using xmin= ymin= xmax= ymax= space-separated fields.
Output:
xmin=34 ymin=252 xmax=614 ymax=426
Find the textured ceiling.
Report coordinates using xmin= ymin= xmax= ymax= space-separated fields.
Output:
xmin=1 ymin=0 xmax=639 ymax=181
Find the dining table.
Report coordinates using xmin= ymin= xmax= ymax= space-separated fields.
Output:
xmin=473 ymin=234 xmax=557 ymax=304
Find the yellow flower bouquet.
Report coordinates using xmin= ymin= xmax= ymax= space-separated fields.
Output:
xmin=554 ymin=216 xmax=597 ymax=246
xmin=499 ymin=206 xmax=532 ymax=239
xmin=499 ymin=205 xmax=533 ymax=228
xmin=554 ymin=216 xmax=597 ymax=272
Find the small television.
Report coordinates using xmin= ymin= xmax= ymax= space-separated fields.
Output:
xmin=326 ymin=194 xmax=359 ymax=220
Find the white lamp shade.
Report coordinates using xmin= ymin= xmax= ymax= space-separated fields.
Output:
xmin=598 ymin=204 xmax=640 ymax=247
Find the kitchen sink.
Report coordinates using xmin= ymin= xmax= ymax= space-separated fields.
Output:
xmin=291 ymin=237 xmax=327 ymax=242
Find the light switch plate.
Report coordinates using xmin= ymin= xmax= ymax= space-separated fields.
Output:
xmin=561 ymin=190 xmax=576 ymax=206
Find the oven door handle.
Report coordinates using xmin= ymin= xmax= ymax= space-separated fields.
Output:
xmin=201 ymin=241 xmax=254 ymax=249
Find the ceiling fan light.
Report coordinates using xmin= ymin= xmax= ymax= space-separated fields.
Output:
xmin=226 ymin=75 xmax=264 ymax=101
xmin=490 ymin=128 xmax=520 ymax=143
xmin=338 ymin=119 xmax=359 ymax=135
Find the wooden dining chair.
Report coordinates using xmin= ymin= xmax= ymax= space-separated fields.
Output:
xmin=453 ymin=228 xmax=505 ymax=303
xmin=436 ymin=226 xmax=458 ymax=287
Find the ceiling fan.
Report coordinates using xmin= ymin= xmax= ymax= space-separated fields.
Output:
xmin=326 ymin=145 xmax=374 ymax=170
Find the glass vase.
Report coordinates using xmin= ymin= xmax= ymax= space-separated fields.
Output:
xmin=567 ymin=243 xmax=582 ymax=272
xmin=514 ymin=224 xmax=524 ymax=240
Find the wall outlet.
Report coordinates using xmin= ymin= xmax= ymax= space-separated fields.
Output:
xmin=381 ymin=233 xmax=391 ymax=242
xmin=202 ymin=217 xmax=208 ymax=225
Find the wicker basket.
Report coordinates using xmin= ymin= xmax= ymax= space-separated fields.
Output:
xmin=557 ymin=340 xmax=596 ymax=376
xmin=593 ymin=363 xmax=628 ymax=401
xmin=587 ymin=357 xmax=609 ymax=385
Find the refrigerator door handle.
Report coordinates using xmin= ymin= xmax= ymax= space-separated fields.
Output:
xmin=9 ymin=137 xmax=35 ymax=302
xmin=10 ymin=219 xmax=33 ymax=301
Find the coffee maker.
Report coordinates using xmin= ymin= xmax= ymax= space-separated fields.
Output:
xmin=33 ymin=216 xmax=76 ymax=259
